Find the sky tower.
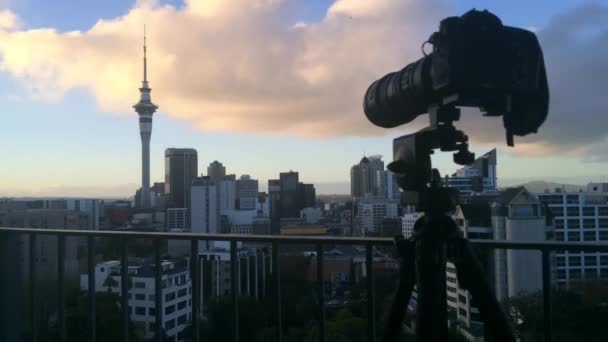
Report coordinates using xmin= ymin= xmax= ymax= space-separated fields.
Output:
xmin=134 ymin=28 xmax=158 ymax=209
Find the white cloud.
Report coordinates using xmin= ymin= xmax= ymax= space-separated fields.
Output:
xmin=0 ymin=9 xmax=19 ymax=30
xmin=0 ymin=1 xmax=606 ymax=160
xmin=0 ymin=0 xmax=447 ymax=137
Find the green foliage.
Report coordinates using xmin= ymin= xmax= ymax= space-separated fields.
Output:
xmin=504 ymin=281 xmax=608 ymax=342
xmin=45 ymin=290 xmax=141 ymax=342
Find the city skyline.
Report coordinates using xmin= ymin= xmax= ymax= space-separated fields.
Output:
xmin=2 ymin=0 xmax=608 ymax=197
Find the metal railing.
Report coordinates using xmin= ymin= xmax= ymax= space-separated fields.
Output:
xmin=1 ymin=227 xmax=608 ymax=342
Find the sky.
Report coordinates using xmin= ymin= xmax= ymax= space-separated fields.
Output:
xmin=1 ymin=0 xmax=608 ymax=197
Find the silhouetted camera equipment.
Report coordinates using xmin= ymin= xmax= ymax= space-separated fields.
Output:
xmin=365 ymin=9 xmax=549 ymax=342
xmin=364 ymin=9 xmax=548 ymax=146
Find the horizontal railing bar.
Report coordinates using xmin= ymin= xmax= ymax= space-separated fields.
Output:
xmin=2 ymin=228 xmax=608 ymax=251
xmin=469 ymin=239 xmax=608 ymax=252
xmin=0 ymin=228 xmax=393 ymax=245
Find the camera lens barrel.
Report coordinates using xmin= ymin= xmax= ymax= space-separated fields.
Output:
xmin=363 ymin=56 xmax=432 ymax=128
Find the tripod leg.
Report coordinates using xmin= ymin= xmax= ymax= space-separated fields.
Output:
xmin=382 ymin=238 xmax=416 ymax=342
xmin=451 ymin=237 xmax=516 ymax=342
xmin=415 ymin=233 xmax=449 ymax=342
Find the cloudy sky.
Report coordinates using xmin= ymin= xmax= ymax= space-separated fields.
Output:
xmin=1 ymin=0 xmax=608 ymax=197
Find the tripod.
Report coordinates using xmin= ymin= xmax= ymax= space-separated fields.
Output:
xmin=382 ymin=104 xmax=516 ymax=342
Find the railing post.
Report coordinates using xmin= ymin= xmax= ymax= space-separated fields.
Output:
xmin=87 ymin=236 xmax=96 ymax=342
xmin=57 ymin=235 xmax=66 ymax=342
xmin=366 ymin=244 xmax=376 ymax=342
xmin=230 ymin=240 xmax=240 ymax=342
xmin=30 ymin=234 xmax=38 ymax=342
xmin=120 ymin=238 xmax=129 ymax=342
xmin=154 ymin=239 xmax=162 ymax=342
xmin=190 ymin=239 xmax=200 ymax=342
xmin=0 ymin=231 xmax=22 ymax=342
xmin=316 ymin=243 xmax=326 ymax=342
xmin=272 ymin=241 xmax=282 ymax=342
xmin=542 ymin=250 xmax=552 ymax=342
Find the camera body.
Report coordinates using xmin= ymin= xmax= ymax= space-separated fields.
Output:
xmin=364 ymin=9 xmax=549 ymax=144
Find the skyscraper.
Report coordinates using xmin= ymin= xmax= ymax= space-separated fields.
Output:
xmin=207 ymin=161 xmax=226 ymax=181
xmin=280 ymin=171 xmax=299 ymax=218
xmin=268 ymin=179 xmax=281 ymax=234
xmin=350 ymin=156 xmax=384 ymax=198
xmin=367 ymin=155 xmax=385 ymax=197
xmin=236 ymin=175 xmax=259 ymax=210
xmin=445 ymin=149 xmax=497 ymax=194
xmin=191 ymin=177 xmax=221 ymax=252
xmin=218 ymin=175 xmax=237 ymax=210
xmin=165 ymin=148 xmax=198 ymax=223
xmin=133 ymin=30 xmax=158 ymax=209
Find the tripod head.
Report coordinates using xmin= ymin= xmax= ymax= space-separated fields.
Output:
xmin=387 ymin=103 xmax=474 ymax=215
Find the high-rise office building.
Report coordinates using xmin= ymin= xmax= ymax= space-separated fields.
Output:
xmin=535 ymin=185 xmax=608 ymax=285
xmin=299 ymin=183 xmax=316 ymax=208
xmin=355 ymin=199 xmax=399 ymax=235
xmin=367 ymin=155 xmax=385 ymax=197
xmin=280 ymin=171 xmax=299 ymax=218
xmin=191 ymin=177 xmax=222 ymax=252
xmin=133 ymin=31 xmax=158 ymax=209
xmin=218 ymin=175 xmax=237 ymax=210
xmin=165 ymin=148 xmax=198 ymax=222
xmin=268 ymin=179 xmax=281 ymax=234
xmin=351 ymin=155 xmax=385 ymax=199
xmin=207 ymin=161 xmax=226 ymax=181
xmin=237 ymin=175 xmax=259 ymax=210
xmin=445 ymin=149 xmax=497 ymax=194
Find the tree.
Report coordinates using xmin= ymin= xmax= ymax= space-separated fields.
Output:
xmin=46 ymin=290 xmax=142 ymax=342
xmin=504 ymin=281 xmax=608 ymax=342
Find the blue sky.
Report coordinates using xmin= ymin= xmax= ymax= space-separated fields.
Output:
xmin=2 ymin=0 xmax=608 ymax=197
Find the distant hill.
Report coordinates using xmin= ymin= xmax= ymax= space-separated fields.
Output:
xmin=511 ymin=180 xmax=585 ymax=193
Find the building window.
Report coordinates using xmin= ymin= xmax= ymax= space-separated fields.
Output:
xmin=458 ymin=308 xmax=467 ymax=317
xmin=582 ymin=207 xmax=596 ymax=216
xmin=583 ymin=219 xmax=596 ymax=229
xmin=512 ymin=205 xmax=534 ymax=217
xmin=567 ymin=219 xmax=580 ymax=229
xmin=566 ymin=195 xmax=579 ymax=204
xmin=557 ymin=269 xmax=566 ymax=279
xmin=599 ymin=219 xmax=608 ymax=228
xmin=458 ymin=294 xmax=467 ymax=303
xmin=584 ymin=256 xmax=597 ymax=266
xmin=550 ymin=206 xmax=564 ymax=217
xmin=600 ymin=231 xmax=608 ymax=241
xmin=556 ymin=256 xmax=565 ymax=267
xmin=566 ymin=206 xmax=580 ymax=217
xmin=165 ymin=305 xmax=176 ymax=315
xmin=568 ymin=256 xmax=581 ymax=266
xmin=601 ymin=255 xmax=608 ymax=264
xmin=570 ymin=269 xmax=582 ymax=279
xmin=555 ymin=219 xmax=564 ymax=229
xmin=134 ymin=282 xmax=145 ymax=289
xmin=165 ymin=319 xmax=175 ymax=330
xmin=177 ymin=300 xmax=187 ymax=310
xmin=583 ymin=231 xmax=596 ymax=241
xmin=135 ymin=307 xmax=145 ymax=316
xmin=178 ymin=288 xmax=187 ymax=298
xmin=135 ymin=294 xmax=145 ymax=300
xmin=567 ymin=232 xmax=580 ymax=241
xmin=598 ymin=207 xmax=608 ymax=216
xmin=178 ymin=314 xmax=187 ymax=325
xmin=149 ymin=308 xmax=155 ymax=316
xmin=601 ymin=269 xmax=608 ymax=280
xmin=149 ymin=295 xmax=154 ymax=301
xmin=165 ymin=292 xmax=176 ymax=302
